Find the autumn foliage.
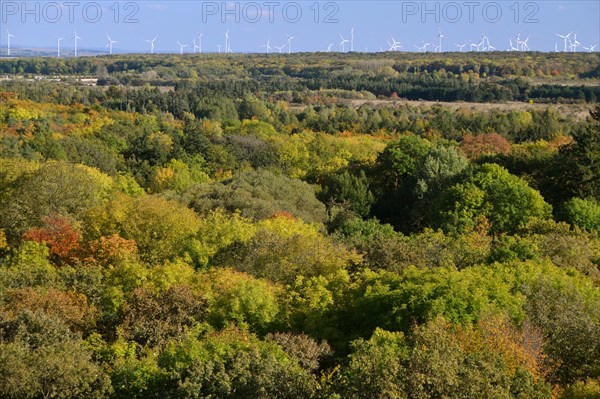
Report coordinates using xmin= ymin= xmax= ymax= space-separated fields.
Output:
xmin=22 ymin=214 xmax=82 ymax=263
xmin=460 ymin=133 xmax=512 ymax=160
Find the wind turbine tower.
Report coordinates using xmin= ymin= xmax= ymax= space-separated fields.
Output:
xmin=437 ymin=29 xmax=445 ymax=53
xmin=177 ymin=41 xmax=188 ymax=54
xmin=73 ymin=29 xmax=82 ymax=57
xmin=556 ymin=32 xmax=571 ymax=52
xmin=146 ymin=36 xmax=158 ymax=54
xmin=339 ymin=33 xmax=349 ymax=52
xmin=521 ymin=35 xmax=531 ymax=51
xmin=57 ymin=37 xmax=63 ymax=57
xmin=570 ymin=33 xmax=581 ymax=52
xmin=106 ymin=34 xmax=117 ymax=55
xmin=6 ymin=29 xmax=15 ymax=56
xmin=286 ymin=34 xmax=295 ymax=54
xmin=261 ymin=39 xmax=272 ymax=54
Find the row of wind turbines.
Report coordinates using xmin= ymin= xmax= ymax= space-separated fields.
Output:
xmin=321 ymin=28 xmax=596 ymax=54
xmin=146 ymin=30 xmax=297 ymax=55
xmin=259 ymin=34 xmax=296 ymax=54
xmin=555 ymin=31 xmax=597 ymax=53
xmin=3 ymin=28 xmax=598 ymax=56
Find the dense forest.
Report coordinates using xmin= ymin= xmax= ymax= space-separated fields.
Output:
xmin=0 ymin=52 xmax=599 ymax=398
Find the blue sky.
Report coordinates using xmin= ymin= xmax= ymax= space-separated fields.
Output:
xmin=1 ymin=1 xmax=599 ymax=54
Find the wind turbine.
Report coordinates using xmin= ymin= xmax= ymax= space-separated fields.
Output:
xmin=286 ymin=34 xmax=295 ymax=54
xmin=73 ymin=29 xmax=82 ymax=57
xmin=106 ymin=34 xmax=117 ymax=55
xmin=509 ymin=37 xmax=519 ymax=51
xmin=570 ymin=33 xmax=580 ymax=52
xmin=481 ymin=35 xmax=495 ymax=51
xmin=260 ymin=39 xmax=272 ymax=54
xmin=521 ymin=35 xmax=531 ymax=51
xmin=414 ymin=41 xmax=428 ymax=53
xmin=274 ymin=44 xmax=286 ymax=53
xmin=57 ymin=37 xmax=63 ymax=57
xmin=177 ymin=41 xmax=188 ymax=54
xmin=455 ymin=43 xmax=467 ymax=52
xmin=193 ymin=38 xmax=198 ymax=53
xmin=339 ymin=33 xmax=349 ymax=52
xmin=437 ymin=29 xmax=445 ymax=52
xmin=225 ymin=30 xmax=232 ymax=53
xmin=216 ymin=44 xmax=221 ymax=53
xmin=469 ymin=41 xmax=479 ymax=52
xmin=350 ymin=27 xmax=355 ymax=52
xmin=582 ymin=44 xmax=597 ymax=52
xmin=198 ymin=33 xmax=204 ymax=53
xmin=514 ymin=32 xmax=524 ymax=51
xmin=326 ymin=43 xmax=334 ymax=52
xmin=6 ymin=29 xmax=15 ymax=56
xmin=388 ymin=37 xmax=402 ymax=51
xmin=477 ymin=35 xmax=487 ymax=51
xmin=422 ymin=41 xmax=432 ymax=52
xmin=146 ymin=36 xmax=158 ymax=54
xmin=556 ymin=32 xmax=571 ymax=52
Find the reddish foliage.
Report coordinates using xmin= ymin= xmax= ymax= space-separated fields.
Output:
xmin=271 ymin=211 xmax=296 ymax=220
xmin=23 ymin=214 xmax=82 ymax=262
xmin=460 ymin=133 xmax=512 ymax=160
xmin=88 ymin=234 xmax=139 ymax=265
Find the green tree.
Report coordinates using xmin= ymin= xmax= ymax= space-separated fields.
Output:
xmin=214 ymin=216 xmax=359 ymax=284
xmin=336 ymin=329 xmax=409 ymax=399
xmin=436 ymin=163 xmax=552 ymax=234
xmin=320 ymin=170 xmax=375 ymax=218
xmin=0 ymin=311 xmax=111 ymax=399
xmin=159 ymin=328 xmax=319 ymax=399
xmin=561 ymin=197 xmax=600 ymax=235
xmin=121 ymin=196 xmax=201 ymax=264
xmin=1 ymin=161 xmax=113 ymax=241
xmin=554 ymin=106 xmax=600 ymax=201
xmin=120 ymin=284 xmax=207 ymax=347
xmin=184 ymin=169 xmax=326 ymax=223
xmin=201 ymin=269 xmax=280 ymax=334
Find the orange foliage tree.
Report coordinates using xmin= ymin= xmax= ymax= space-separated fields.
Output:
xmin=22 ymin=214 xmax=82 ymax=263
xmin=460 ymin=133 xmax=512 ymax=160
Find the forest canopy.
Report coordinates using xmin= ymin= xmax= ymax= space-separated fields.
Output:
xmin=0 ymin=52 xmax=599 ymax=398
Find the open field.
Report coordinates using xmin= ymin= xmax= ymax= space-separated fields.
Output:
xmin=339 ymin=98 xmax=595 ymax=120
